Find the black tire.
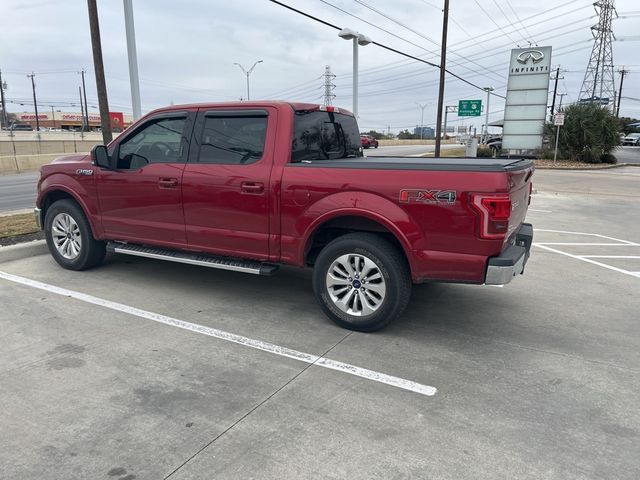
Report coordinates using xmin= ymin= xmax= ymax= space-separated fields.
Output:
xmin=44 ymin=199 xmax=106 ymax=271
xmin=312 ymin=233 xmax=411 ymax=332
xmin=374 ymin=144 xmax=378 ymax=148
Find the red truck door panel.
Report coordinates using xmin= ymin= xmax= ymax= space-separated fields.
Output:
xmin=96 ymin=111 xmax=194 ymax=245
xmin=181 ymin=108 xmax=276 ymax=260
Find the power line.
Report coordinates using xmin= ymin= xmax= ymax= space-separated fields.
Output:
xmin=267 ymin=0 xmax=506 ymax=99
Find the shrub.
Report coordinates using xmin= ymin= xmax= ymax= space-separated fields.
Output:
xmin=476 ymin=147 xmax=494 ymax=157
xmin=600 ymin=153 xmax=617 ymax=164
xmin=544 ymin=103 xmax=621 ymax=163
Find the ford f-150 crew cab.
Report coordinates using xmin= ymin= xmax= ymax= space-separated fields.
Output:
xmin=35 ymin=101 xmax=534 ymax=331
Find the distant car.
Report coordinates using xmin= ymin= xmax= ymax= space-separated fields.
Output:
xmin=11 ymin=123 xmax=33 ymax=131
xmin=486 ymin=136 xmax=502 ymax=153
xmin=360 ymin=135 xmax=378 ymax=149
xmin=621 ymin=133 xmax=640 ymax=146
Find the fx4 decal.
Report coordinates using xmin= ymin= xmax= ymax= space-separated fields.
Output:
xmin=399 ymin=189 xmax=456 ymax=205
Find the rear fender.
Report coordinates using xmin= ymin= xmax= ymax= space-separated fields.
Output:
xmin=299 ymin=191 xmax=425 ymax=277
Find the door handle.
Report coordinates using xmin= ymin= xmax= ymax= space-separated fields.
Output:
xmin=158 ymin=177 xmax=179 ymax=189
xmin=241 ymin=182 xmax=264 ymax=194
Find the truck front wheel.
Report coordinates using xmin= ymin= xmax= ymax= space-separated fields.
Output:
xmin=312 ymin=233 xmax=411 ymax=331
xmin=44 ymin=199 xmax=106 ymax=271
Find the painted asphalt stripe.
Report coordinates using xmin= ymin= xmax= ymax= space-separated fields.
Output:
xmin=533 ymin=229 xmax=639 ymax=246
xmin=581 ymin=255 xmax=640 ymax=259
xmin=533 ymin=244 xmax=640 ymax=279
xmin=0 ymin=271 xmax=437 ymax=397
xmin=527 ymin=208 xmax=552 ymax=213
xmin=535 ymin=243 xmax=638 ymax=246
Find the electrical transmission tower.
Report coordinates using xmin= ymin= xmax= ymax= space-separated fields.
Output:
xmin=578 ymin=0 xmax=617 ymax=110
xmin=323 ymin=65 xmax=336 ymax=106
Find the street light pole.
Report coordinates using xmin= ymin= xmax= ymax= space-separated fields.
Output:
xmin=0 ymin=70 xmax=7 ymax=129
xmin=416 ymin=103 xmax=428 ymax=139
xmin=123 ymin=0 xmax=142 ymax=120
xmin=338 ymin=28 xmax=371 ymax=119
xmin=234 ymin=60 xmax=263 ymax=101
xmin=483 ymin=86 xmax=494 ymax=143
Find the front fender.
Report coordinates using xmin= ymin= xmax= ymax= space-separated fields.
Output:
xmin=38 ymin=173 xmax=102 ymax=238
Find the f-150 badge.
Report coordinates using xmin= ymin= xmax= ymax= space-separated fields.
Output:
xmin=399 ymin=189 xmax=456 ymax=204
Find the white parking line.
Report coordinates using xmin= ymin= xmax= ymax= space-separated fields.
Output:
xmin=534 ymin=229 xmax=640 ymax=245
xmin=0 ymin=271 xmax=437 ymax=397
xmin=581 ymin=256 xmax=640 ymax=259
xmin=534 ymin=244 xmax=640 ymax=279
xmin=528 ymin=208 xmax=552 ymax=213
xmin=532 ymin=228 xmax=640 ymax=280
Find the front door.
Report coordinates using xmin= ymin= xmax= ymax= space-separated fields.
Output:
xmin=96 ymin=112 xmax=194 ymax=247
xmin=181 ymin=108 xmax=275 ymax=261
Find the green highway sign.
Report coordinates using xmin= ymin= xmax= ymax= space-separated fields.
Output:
xmin=458 ymin=99 xmax=482 ymax=116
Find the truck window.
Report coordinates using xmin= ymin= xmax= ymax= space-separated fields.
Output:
xmin=118 ymin=117 xmax=186 ymax=169
xmin=291 ymin=110 xmax=363 ymax=162
xmin=197 ymin=115 xmax=267 ymax=165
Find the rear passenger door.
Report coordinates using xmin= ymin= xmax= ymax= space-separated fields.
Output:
xmin=181 ymin=108 xmax=276 ymax=261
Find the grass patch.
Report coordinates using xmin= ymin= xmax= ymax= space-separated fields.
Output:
xmin=420 ymin=147 xmax=467 ymax=157
xmin=0 ymin=213 xmax=40 ymax=238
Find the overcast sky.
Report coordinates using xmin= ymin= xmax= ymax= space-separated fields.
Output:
xmin=2 ymin=0 xmax=639 ymax=133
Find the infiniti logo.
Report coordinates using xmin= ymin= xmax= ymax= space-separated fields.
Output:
xmin=516 ymin=50 xmax=545 ymax=65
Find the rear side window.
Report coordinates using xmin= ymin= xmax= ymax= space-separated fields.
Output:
xmin=197 ymin=115 xmax=267 ymax=164
xmin=291 ymin=111 xmax=363 ymax=162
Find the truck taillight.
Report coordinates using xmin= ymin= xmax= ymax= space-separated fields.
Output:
xmin=470 ymin=193 xmax=512 ymax=240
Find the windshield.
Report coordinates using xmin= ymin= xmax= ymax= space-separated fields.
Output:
xmin=291 ymin=110 xmax=363 ymax=162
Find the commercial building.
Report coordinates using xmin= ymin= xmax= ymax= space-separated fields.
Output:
xmin=12 ymin=111 xmax=132 ymax=131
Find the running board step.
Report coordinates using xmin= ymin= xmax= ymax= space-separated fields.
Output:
xmin=107 ymin=243 xmax=278 ymax=276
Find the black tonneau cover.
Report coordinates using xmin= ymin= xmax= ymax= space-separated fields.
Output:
xmin=290 ymin=156 xmax=533 ymax=172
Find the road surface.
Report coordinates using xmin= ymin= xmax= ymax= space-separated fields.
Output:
xmin=365 ymin=143 xmax=462 ymax=156
xmin=0 ymin=171 xmax=39 ymax=214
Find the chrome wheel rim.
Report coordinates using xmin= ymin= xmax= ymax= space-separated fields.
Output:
xmin=326 ymin=253 xmax=386 ymax=317
xmin=51 ymin=213 xmax=82 ymax=260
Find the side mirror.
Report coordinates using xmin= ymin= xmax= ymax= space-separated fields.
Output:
xmin=91 ymin=144 xmax=111 ymax=169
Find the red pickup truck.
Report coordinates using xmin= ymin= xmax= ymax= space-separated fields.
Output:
xmin=35 ymin=101 xmax=533 ymax=331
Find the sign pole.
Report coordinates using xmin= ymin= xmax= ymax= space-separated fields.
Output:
xmin=553 ymin=124 xmax=560 ymax=166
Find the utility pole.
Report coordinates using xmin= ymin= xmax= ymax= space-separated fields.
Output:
xmin=80 ymin=69 xmax=89 ymax=131
xmin=416 ymin=103 xmax=428 ymax=139
xmin=51 ymin=106 xmax=56 ymax=129
xmin=482 ymin=86 xmax=494 ymax=143
xmin=434 ymin=0 xmax=449 ymax=157
xmin=87 ymin=0 xmax=113 ymax=144
xmin=27 ymin=73 xmax=40 ymax=132
xmin=0 ymin=70 xmax=7 ymax=129
xmin=123 ymin=0 xmax=142 ymax=120
xmin=557 ymin=93 xmax=567 ymax=112
xmin=323 ymin=65 xmax=336 ymax=106
xmin=549 ymin=66 xmax=563 ymax=120
xmin=616 ymin=67 xmax=628 ymax=117
xmin=79 ymin=86 xmax=86 ymax=132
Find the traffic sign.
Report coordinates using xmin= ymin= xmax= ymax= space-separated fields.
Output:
xmin=458 ymin=99 xmax=482 ymax=116
xmin=554 ymin=113 xmax=565 ymax=126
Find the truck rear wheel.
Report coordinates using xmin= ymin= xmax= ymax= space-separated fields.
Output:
xmin=44 ymin=199 xmax=106 ymax=271
xmin=312 ymin=233 xmax=411 ymax=332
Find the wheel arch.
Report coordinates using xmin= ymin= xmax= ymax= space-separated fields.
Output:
xmin=302 ymin=211 xmax=416 ymax=276
xmin=40 ymin=186 xmax=101 ymax=238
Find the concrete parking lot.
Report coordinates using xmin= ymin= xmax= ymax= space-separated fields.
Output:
xmin=1 ymin=167 xmax=639 ymax=479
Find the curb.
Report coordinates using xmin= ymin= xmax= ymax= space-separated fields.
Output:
xmin=0 ymin=240 xmax=48 ymax=264
xmin=534 ymin=163 xmax=639 ymax=171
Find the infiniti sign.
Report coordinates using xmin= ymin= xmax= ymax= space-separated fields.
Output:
xmin=516 ymin=50 xmax=545 ymax=65
xmin=509 ymin=46 xmax=550 ymax=75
